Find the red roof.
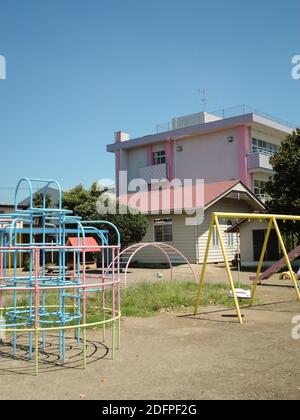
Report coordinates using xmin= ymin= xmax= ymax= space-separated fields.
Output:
xmin=0 ymin=219 xmax=13 ymax=227
xmin=119 ymin=180 xmax=241 ymax=214
xmin=204 ymin=180 xmax=239 ymax=206
xmin=67 ymin=237 xmax=100 ymax=252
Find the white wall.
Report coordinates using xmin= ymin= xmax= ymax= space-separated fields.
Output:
xmin=253 ymin=172 xmax=272 ymax=184
xmin=132 ymin=197 xmax=255 ymax=265
xmin=127 ymin=147 xmax=148 ymax=182
xmin=133 ymin=214 xmax=198 ymax=264
xmin=173 ymin=128 xmax=240 ymax=183
xmin=251 ymin=129 xmax=283 ymax=148
xmin=197 ymin=198 xmax=252 ymax=264
xmin=152 ymin=143 xmax=165 ymax=153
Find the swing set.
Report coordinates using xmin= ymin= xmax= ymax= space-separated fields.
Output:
xmin=194 ymin=212 xmax=300 ymax=324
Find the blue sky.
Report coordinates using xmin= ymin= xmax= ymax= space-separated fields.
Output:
xmin=0 ymin=0 xmax=299 ymax=202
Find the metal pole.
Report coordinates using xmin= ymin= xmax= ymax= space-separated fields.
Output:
xmin=194 ymin=216 xmax=215 ymax=315
xmin=214 ymin=215 xmax=244 ymax=324
xmin=35 ymin=248 xmax=40 ymax=375
xmin=250 ymin=218 xmax=273 ymax=306
xmin=272 ymin=218 xmax=300 ymax=302
xmin=83 ymin=250 xmax=87 ymax=369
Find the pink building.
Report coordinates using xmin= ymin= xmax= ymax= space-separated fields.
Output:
xmin=107 ymin=106 xmax=294 ymax=202
xmin=106 ymin=107 xmax=295 ymax=265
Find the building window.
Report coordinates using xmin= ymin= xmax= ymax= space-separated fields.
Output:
xmin=227 ymin=221 xmax=234 ymax=246
xmin=154 ymin=218 xmax=173 ymax=242
xmin=152 ymin=151 xmax=166 ymax=165
xmin=252 ymin=138 xmax=279 ymax=156
xmin=212 ymin=225 xmax=219 ymax=247
xmin=253 ymin=180 xmax=267 ymax=201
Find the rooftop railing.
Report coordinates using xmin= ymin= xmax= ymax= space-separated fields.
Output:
xmin=156 ymin=105 xmax=298 ymax=134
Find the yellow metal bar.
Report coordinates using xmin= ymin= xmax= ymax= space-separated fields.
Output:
xmin=194 ymin=216 xmax=215 ymax=315
xmin=250 ymin=218 xmax=273 ymax=306
xmin=193 ymin=212 xmax=300 ymax=323
xmin=272 ymin=218 xmax=300 ymax=302
xmin=214 ymin=215 xmax=244 ymax=324
xmin=213 ymin=212 xmax=300 ymax=221
xmin=0 ymin=311 xmax=121 ymax=334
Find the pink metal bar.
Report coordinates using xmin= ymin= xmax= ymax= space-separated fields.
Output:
xmin=35 ymin=249 xmax=40 ymax=329
xmin=82 ymin=250 xmax=87 ymax=324
xmin=112 ymin=248 xmax=116 ymax=318
xmin=107 ymin=243 xmax=198 ymax=287
xmin=0 ymin=278 xmax=120 ymax=292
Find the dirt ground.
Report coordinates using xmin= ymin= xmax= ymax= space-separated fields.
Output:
xmin=0 ymin=267 xmax=300 ymax=400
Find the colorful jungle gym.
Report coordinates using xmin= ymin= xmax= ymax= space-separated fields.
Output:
xmin=194 ymin=212 xmax=300 ymax=324
xmin=0 ymin=178 xmax=121 ymax=375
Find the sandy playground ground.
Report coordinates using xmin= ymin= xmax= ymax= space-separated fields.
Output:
xmin=0 ymin=265 xmax=300 ymax=400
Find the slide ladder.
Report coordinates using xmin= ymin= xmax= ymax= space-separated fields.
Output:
xmin=250 ymin=245 xmax=300 ymax=283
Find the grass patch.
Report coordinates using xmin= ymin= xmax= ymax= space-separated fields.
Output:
xmin=1 ymin=282 xmax=256 ymax=324
xmin=120 ymin=281 xmax=253 ymax=317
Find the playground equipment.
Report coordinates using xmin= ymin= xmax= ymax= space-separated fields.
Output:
xmin=249 ymin=245 xmax=300 ymax=284
xmin=194 ymin=212 xmax=300 ymax=324
xmin=107 ymin=242 xmax=198 ymax=287
xmin=279 ymin=272 xmax=300 ymax=281
xmin=0 ymin=178 xmax=121 ymax=375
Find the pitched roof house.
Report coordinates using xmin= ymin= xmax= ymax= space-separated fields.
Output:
xmin=119 ymin=180 xmax=265 ymax=265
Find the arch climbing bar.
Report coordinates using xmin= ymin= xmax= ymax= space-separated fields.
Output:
xmin=106 ymin=242 xmax=198 ymax=287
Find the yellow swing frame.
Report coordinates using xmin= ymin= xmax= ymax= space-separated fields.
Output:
xmin=194 ymin=213 xmax=300 ymax=324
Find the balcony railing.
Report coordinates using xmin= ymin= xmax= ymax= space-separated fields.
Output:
xmin=251 ymin=147 xmax=277 ymax=157
xmin=247 ymin=152 xmax=274 ymax=173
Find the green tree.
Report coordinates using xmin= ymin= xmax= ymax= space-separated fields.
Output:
xmin=265 ymin=129 xmax=300 ymax=243
xmin=33 ymin=193 xmax=53 ymax=208
xmin=62 ymin=183 xmax=148 ymax=248
xmin=62 ymin=183 xmax=99 ymax=220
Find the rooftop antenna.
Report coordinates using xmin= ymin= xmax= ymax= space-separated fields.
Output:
xmin=198 ymin=89 xmax=208 ymax=111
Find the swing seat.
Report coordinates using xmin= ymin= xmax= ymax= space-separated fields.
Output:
xmin=228 ymin=289 xmax=251 ymax=300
